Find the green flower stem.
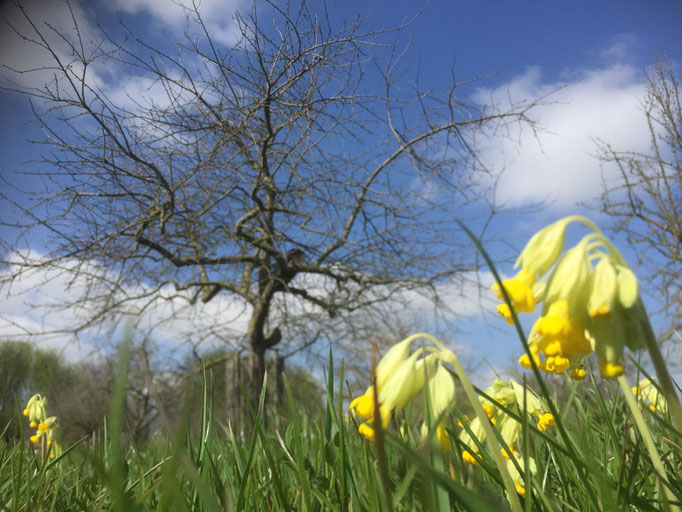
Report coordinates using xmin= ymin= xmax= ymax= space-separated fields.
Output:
xmin=643 ymin=332 xmax=682 ymax=433
xmin=618 ymin=375 xmax=677 ymax=512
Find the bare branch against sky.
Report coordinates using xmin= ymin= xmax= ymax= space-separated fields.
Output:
xmin=0 ymin=0 xmax=541 ymax=406
xmin=596 ymin=60 xmax=682 ymax=334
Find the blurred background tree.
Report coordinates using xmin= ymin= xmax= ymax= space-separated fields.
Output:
xmin=596 ymin=60 xmax=681 ymax=341
xmin=0 ymin=0 xmax=538 ymax=417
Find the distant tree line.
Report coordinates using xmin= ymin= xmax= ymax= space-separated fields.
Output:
xmin=0 ymin=340 xmax=323 ymax=444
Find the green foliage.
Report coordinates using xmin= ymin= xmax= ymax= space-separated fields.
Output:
xmin=2 ymin=346 xmax=681 ymax=511
xmin=0 ymin=341 xmax=77 ymax=440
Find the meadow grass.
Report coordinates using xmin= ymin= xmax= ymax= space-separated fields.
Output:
xmin=1 ymin=348 xmax=681 ymax=511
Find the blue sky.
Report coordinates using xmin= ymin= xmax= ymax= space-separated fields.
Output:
xmin=0 ymin=0 xmax=680 ymax=381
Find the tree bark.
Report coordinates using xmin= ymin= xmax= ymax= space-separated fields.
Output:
xmin=248 ymin=346 xmax=266 ymax=417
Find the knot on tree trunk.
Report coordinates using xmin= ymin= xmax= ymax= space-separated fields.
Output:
xmin=263 ymin=327 xmax=282 ymax=350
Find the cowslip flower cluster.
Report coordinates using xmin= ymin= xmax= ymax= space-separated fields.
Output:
xmin=493 ymin=216 xmax=655 ymax=379
xmin=349 ymin=334 xmax=456 ymax=449
xmin=632 ymin=378 xmax=667 ymax=415
xmin=459 ymin=378 xmax=554 ymax=497
xmin=23 ymin=394 xmax=62 ymax=459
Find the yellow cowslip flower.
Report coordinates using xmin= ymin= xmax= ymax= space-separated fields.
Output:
xmin=633 ymin=378 xmax=667 ymax=415
xmin=421 ymin=362 xmax=457 ymax=450
xmin=497 ymin=216 xmax=655 ymax=379
xmin=536 ymin=413 xmax=555 ymax=432
xmin=427 ymin=362 xmax=456 ymax=418
xmin=49 ymin=441 xmax=62 ymax=459
xmin=492 ymin=268 xmax=538 ymax=324
xmin=358 ymin=422 xmax=378 ymax=442
xmin=462 ymin=450 xmax=480 ymax=465
xmin=29 ymin=416 xmax=57 ymax=443
xmin=421 ymin=421 xmax=452 ymax=452
xmin=23 ymin=394 xmax=47 ymax=425
xmin=436 ymin=423 xmax=451 ymax=451
xmin=570 ymin=366 xmax=587 ymax=380
xmin=459 ymin=379 xmax=555 ymax=465
xmin=506 ymin=451 xmax=536 ymax=498
xmin=379 ymin=352 xmax=435 ymax=413
xmin=350 ymin=335 xmax=457 ymax=441
xmin=587 ymin=257 xmax=618 ymax=316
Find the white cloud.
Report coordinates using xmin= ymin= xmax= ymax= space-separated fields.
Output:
xmin=0 ymin=251 xmax=252 ymax=360
xmin=111 ymin=0 xmax=247 ymax=45
xmin=477 ymin=63 xmax=650 ymax=208
xmin=0 ymin=0 xmax=99 ymax=91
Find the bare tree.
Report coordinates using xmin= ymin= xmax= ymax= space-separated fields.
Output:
xmin=596 ymin=60 xmax=682 ymax=335
xmin=0 ymin=0 xmax=536 ymax=412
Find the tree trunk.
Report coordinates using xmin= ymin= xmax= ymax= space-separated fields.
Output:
xmin=248 ymin=345 xmax=267 ymax=420
xmin=225 ymin=352 xmax=244 ymax=431
xmin=275 ymin=349 xmax=285 ymax=415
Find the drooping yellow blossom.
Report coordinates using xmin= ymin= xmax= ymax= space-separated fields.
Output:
xmin=505 ymin=451 xmax=537 ymax=498
xmin=23 ymin=394 xmax=47 ymax=425
xmin=459 ymin=378 xmax=555 ymax=467
xmin=492 ymin=268 xmax=538 ymax=325
xmin=462 ymin=449 xmax=480 ymax=465
xmin=350 ymin=334 xmax=457 ymax=442
xmin=570 ymin=366 xmax=587 ymax=380
xmin=494 ymin=216 xmax=655 ymax=378
xmin=515 ymin=217 xmax=572 ymax=278
xmin=420 ymin=361 xmax=457 ymax=451
xmin=633 ymin=378 xmax=667 ymax=415
xmin=24 ymin=395 xmax=62 ymax=460
xmin=537 ymin=413 xmax=556 ymax=432
xmin=436 ymin=423 xmax=451 ymax=452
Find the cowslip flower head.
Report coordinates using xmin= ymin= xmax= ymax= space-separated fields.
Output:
xmin=23 ymin=394 xmax=47 ymax=425
xmin=492 ymin=268 xmax=538 ymax=324
xmin=350 ymin=334 xmax=458 ymax=442
xmin=460 ymin=378 xmax=555 ymax=466
xmin=633 ymin=378 xmax=667 ymax=415
xmin=379 ymin=351 xmax=434 ymax=413
xmin=496 ymin=216 xmax=655 ymax=378
xmin=24 ymin=394 xmax=62 ymax=459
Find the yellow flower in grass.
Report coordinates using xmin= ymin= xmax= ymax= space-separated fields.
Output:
xmin=24 ymin=395 xmax=62 ymax=459
xmin=421 ymin=362 xmax=457 ymax=451
xmin=23 ymin=394 xmax=47 ymax=425
xmin=496 ymin=216 xmax=655 ymax=379
xmin=492 ymin=268 xmax=538 ymax=324
xmin=30 ymin=416 xmax=57 ymax=443
xmin=350 ymin=334 xmax=457 ymax=442
xmin=633 ymin=378 xmax=667 ymax=415
xmin=537 ymin=413 xmax=556 ymax=432
xmin=459 ymin=378 xmax=555 ymax=467
xmin=506 ymin=451 xmax=537 ymax=498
